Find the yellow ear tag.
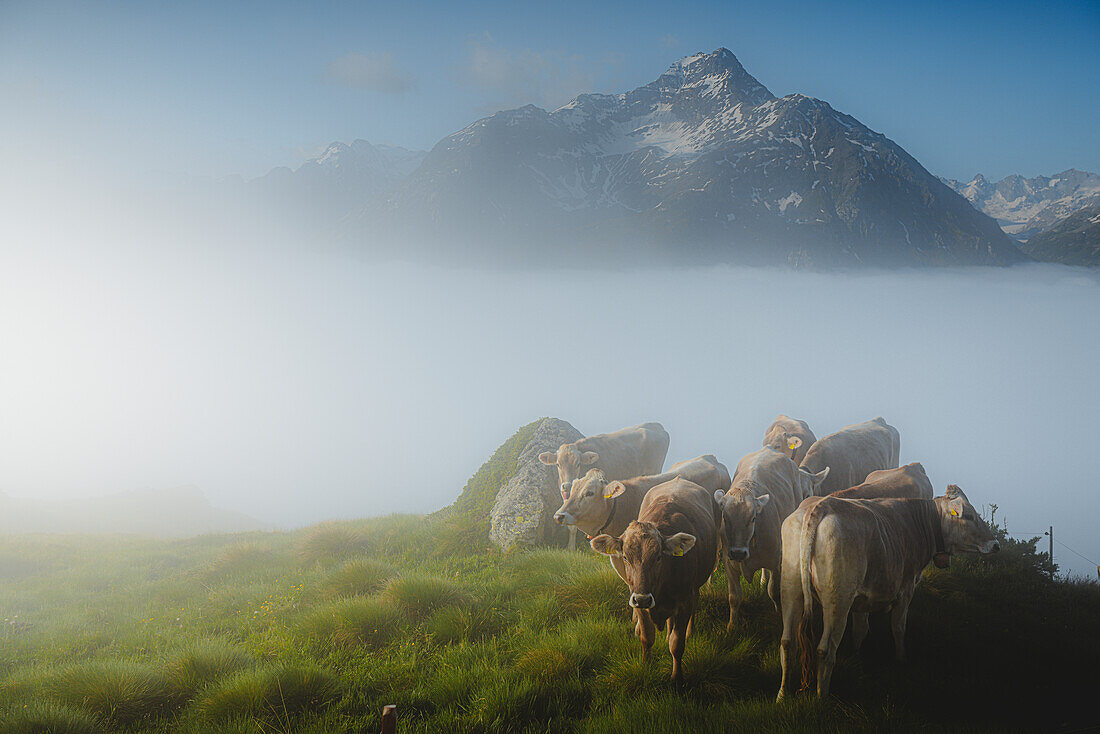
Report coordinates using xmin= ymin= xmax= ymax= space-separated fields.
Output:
xmin=673 ymin=548 xmax=685 ymax=557
xmin=949 ymin=507 xmax=959 ymax=517
xmin=788 ymin=440 xmax=798 ymax=450
xmin=604 ymin=491 xmax=614 ymax=499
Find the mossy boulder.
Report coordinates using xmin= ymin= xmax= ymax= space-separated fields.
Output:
xmin=487 ymin=417 xmax=582 ymax=551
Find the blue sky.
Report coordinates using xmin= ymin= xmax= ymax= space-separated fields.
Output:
xmin=1 ymin=0 xmax=1097 ymax=181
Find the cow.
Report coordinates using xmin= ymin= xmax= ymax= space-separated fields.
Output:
xmin=763 ymin=415 xmax=817 ymax=465
xmin=799 ymin=417 xmax=900 ymax=496
xmin=830 ymin=462 xmax=933 ymax=501
xmin=715 ymin=448 xmax=829 ymax=630
xmin=538 ymin=422 xmax=670 ymax=498
xmin=590 ymin=477 xmax=720 ymax=682
xmin=776 ymin=485 xmax=999 ymax=700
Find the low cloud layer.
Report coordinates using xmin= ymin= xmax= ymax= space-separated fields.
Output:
xmin=324 ymin=51 xmax=415 ymax=94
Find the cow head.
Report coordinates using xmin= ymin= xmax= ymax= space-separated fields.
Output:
xmin=936 ymin=485 xmax=1000 ymax=555
xmin=553 ymin=469 xmax=621 ymax=529
xmin=796 ymin=466 xmax=830 ymax=497
xmin=538 ymin=443 xmax=599 ymax=497
xmin=590 ymin=521 xmax=695 ymax=610
xmin=714 ymin=489 xmax=769 ymax=561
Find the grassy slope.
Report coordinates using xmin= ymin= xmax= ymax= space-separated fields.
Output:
xmin=0 ymin=515 xmax=1096 ymax=733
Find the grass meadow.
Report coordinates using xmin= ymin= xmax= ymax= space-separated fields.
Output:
xmin=0 ymin=507 xmax=1096 ymax=733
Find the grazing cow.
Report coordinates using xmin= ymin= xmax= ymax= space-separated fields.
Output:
xmin=799 ymin=417 xmax=901 ymax=496
xmin=830 ymin=462 xmax=933 ymax=500
xmin=538 ymin=422 xmax=670 ymax=499
xmin=763 ymin=415 xmax=817 ymax=465
xmin=776 ymin=485 xmax=999 ymax=700
xmin=590 ymin=477 xmax=720 ymax=682
xmin=716 ymin=448 xmax=829 ymax=630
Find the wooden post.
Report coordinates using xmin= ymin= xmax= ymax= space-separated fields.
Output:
xmin=1048 ymin=526 xmax=1054 ymax=579
xmin=381 ymin=704 xmax=396 ymax=734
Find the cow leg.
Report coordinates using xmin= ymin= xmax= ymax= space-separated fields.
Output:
xmin=637 ymin=609 xmax=656 ymax=659
xmin=891 ymin=596 xmax=911 ymax=662
xmin=725 ymin=559 xmax=742 ymax=632
xmin=816 ymin=600 xmax=850 ymax=698
xmin=668 ymin=603 xmax=692 ymax=683
xmin=567 ymin=526 xmax=577 ymax=551
xmin=851 ymin=612 xmax=870 ymax=653
xmin=776 ymin=579 xmax=802 ymax=701
xmin=767 ymin=567 xmax=781 ymax=612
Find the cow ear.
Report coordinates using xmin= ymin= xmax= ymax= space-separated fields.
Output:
xmin=713 ymin=489 xmax=725 ymax=507
xmin=663 ymin=532 xmax=696 ymax=557
xmin=538 ymin=452 xmax=557 ymax=466
xmin=812 ymin=467 xmax=830 ymax=487
xmin=603 ymin=481 xmax=626 ymax=499
xmin=590 ymin=534 xmax=622 ymax=557
xmin=786 ymin=435 xmax=803 ymax=451
xmin=581 ymin=451 xmax=599 ymax=465
xmin=756 ymin=493 xmax=771 ymax=509
xmin=947 ymin=497 xmax=965 ymax=518
xmin=945 ymin=484 xmax=966 ymax=500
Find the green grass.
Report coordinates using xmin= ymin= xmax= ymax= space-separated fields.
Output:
xmin=0 ymin=516 xmax=1094 ymax=733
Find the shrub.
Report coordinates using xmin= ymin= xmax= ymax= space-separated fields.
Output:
xmin=194 ymin=664 xmax=339 ymax=724
xmin=0 ymin=701 xmax=104 ymax=734
xmin=383 ymin=574 xmax=469 ymax=620
xmin=298 ymin=523 xmax=368 ymax=567
xmin=164 ymin=640 xmax=254 ymax=701
xmin=323 ymin=558 xmax=395 ymax=598
xmin=42 ymin=660 xmax=171 ymax=726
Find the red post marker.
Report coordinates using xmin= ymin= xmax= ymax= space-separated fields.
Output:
xmin=381 ymin=704 xmax=397 ymax=734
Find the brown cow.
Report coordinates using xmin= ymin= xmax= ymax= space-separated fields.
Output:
xmin=716 ymin=448 xmax=829 ymax=630
xmin=538 ymin=422 xmax=670 ymax=499
xmin=776 ymin=486 xmax=999 ymax=700
xmin=590 ymin=477 xmax=720 ymax=682
xmin=763 ymin=415 xmax=817 ymax=465
xmin=830 ymin=462 xmax=933 ymax=500
xmin=799 ymin=417 xmax=900 ymax=495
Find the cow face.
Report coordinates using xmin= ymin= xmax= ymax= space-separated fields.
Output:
xmin=590 ymin=521 xmax=695 ymax=610
xmin=937 ymin=485 xmax=1000 ymax=554
xmin=714 ymin=489 xmax=770 ymax=561
xmin=553 ymin=469 xmax=622 ymax=528
xmin=538 ymin=444 xmax=599 ymax=497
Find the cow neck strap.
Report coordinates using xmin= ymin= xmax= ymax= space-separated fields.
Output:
xmin=591 ymin=497 xmax=619 ymax=538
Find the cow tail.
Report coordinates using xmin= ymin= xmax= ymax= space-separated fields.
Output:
xmin=798 ymin=503 xmax=823 ymax=691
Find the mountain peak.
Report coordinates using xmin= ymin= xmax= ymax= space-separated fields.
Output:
xmin=652 ymin=47 xmax=774 ymax=106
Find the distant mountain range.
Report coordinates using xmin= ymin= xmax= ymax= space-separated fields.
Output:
xmin=941 ymin=170 xmax=1100 ymax=243
xmin=238 ymin=49 xmax=1099 ymax=268
xmin=1021 ymin=203 xmax=1100 ymax=266
xmin=0 ymin=486 xmax=264 ymax=537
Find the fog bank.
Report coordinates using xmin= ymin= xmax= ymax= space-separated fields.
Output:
xmin=0 ymin=240 xmax=1097 ymax=575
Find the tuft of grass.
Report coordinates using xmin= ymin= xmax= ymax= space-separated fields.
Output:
xmin=382 ymin=574 xmax=469 ymax=620
xmin=0 ymin=701 xmax=105 ymax=734
xmin=194 ymin=664 xmax=339 ymax=724
xmin=164 ymin=640 xmax=254 ymax=701
xmin=297 ymin=522 xmax=368 ymax=567
xmin=204 ymin=543 xmax=275 ymax=581
xmin=42 ymin=660 xmax=171 ymax=726
xmin=322 ymin=558 xmax=395 ymax=598
xmin=299 ymin=596 xmax=404 ymax=650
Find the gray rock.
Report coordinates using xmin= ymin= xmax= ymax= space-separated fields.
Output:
xmin=489 ymin=417 xmax=582 ymax=552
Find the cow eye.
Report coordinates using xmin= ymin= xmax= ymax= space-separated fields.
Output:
xmin=585 ymin=491 xmax=594 ymax=497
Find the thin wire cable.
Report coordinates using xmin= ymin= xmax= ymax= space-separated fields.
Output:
xmin=1053 ymin=538 xmax=1099 ymax=567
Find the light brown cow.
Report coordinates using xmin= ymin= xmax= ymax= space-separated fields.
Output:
xmin=590 ymin=477 xmax=720 ymax=682
xmin=829 ymin=462 xmax=933 ymax=501
xmin=716 ymin=448 xmax=829 ymax=630
xmin=538 ymin=422 xmax=670 ymax=497
xmin=763 ymin=415 xmax=817 ymax=465
xmin=799 ymin=417 xmax=900 ymax=496
xmin=776 ymin=486 xmax=999 ymax=700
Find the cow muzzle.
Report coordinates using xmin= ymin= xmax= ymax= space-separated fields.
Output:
xmin=982 ymin=540 xmax=1000 ymax=554
xmin=629 ymin=592 xmax=655 ymax=609
xmin=728 ymin=547 xmax=749 ymax=562
xmin=553 ymin=511 xmax=574 ymax=526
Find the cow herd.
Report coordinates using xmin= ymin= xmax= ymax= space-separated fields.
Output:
xmin=539 ymin=418 xmax=1000 ymax=699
